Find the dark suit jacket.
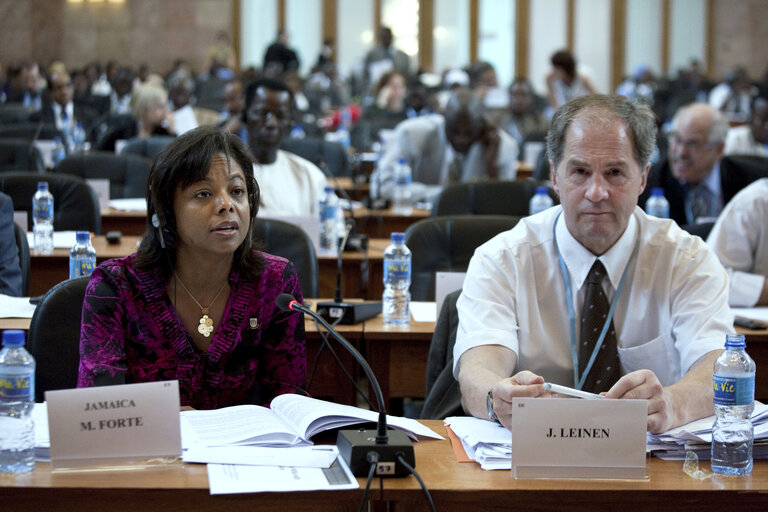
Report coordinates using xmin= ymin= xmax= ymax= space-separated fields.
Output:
xmin=421 ymin=289 xmax=464 ymax=420
xmin=30 ymin=99 xmax=100 ymax=143
xmin=0 ymin=192 xmax=23 ymax=297
xmin=640 ymin=156 xmax=768 ymax=226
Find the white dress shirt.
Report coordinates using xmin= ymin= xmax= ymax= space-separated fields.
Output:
xmin=724 ymin=125 xmax=768 ymax=157
xmin=707 ymin=178 xmax=768 ymax=306
xmin=454 ymin=205 xmax=732 ymax=387
xmin=253 ymin=149 xmax=328 ymax=217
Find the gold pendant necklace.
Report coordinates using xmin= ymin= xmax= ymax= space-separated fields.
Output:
xmin=174 ymin=273 xmax=229 ymax=338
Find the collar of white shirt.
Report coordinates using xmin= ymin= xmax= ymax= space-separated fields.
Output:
xmin=555 ymin=208 xmax=639 ymax=291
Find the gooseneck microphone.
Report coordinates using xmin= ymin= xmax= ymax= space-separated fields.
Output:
xmin=276 ymin=293 xmax=415 ymax=476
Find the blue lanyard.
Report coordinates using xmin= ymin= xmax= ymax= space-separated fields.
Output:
xmin=553 ymin=212 xmax=637 ymax=389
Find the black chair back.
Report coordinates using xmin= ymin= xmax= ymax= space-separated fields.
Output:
xmin=0 ymin=104 xmax=34 ymax=124
xmin=281 ymin=137 xmax=350 ymax=177
xmin=120 ymin=136 xmax=176 ymax=161
xmin=681 ymin=221 xmax=715 ymax=241
xmin=0 ymin=172 xmax=101 ymax=233
xmin=0 ymin=138 xmax=46 ymax=173
xmin=404 ymin=215 xmax=521 ymax=301
xmin=252 ymin=218 xmax=319 ymax=297
xmin=13 ymin=221 xmax=30 ymax=296
xmin=0 ymin=122 xmax=62 ymax=140
xmin=432 ymin=179 xmax=558 ymax=217
xmin=53 ymin=151 xmax=151 ymax=199
xmin=721 ymin=154 xmax=768 ymax=204
xmin=27 ymin=276 xmax=90 ymax=402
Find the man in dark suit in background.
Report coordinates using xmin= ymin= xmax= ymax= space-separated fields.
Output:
xmin=0 ymin=192 xmax=23 ymax=297
xmin=31 ymin=70 xmax=99 ymax=147
xmin=640 ymin=103 xmax=731 ymax=225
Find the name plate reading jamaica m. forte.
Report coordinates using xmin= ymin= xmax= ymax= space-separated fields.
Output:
xmin=46 ymin=380 xmax=182 ymax=470
xmin=510 ymin=397 xmax=647 ymax=479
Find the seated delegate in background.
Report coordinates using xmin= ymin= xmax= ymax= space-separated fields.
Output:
xmin=96 ymin=82 xmax=175 ymax=152
xmin=78 ymin=126 xmax=306 ymax=409
xmin=0 ymin=191 xmax=22 ymax=297
xmin=353 ymin=70 xmax=408 ymax=150
xmin=545 ymin=50 xmax=598 ymax=111
xmin=724 ymin=96 xmax=768 ymax=156
xmin=455 ymin=95 xmax=732 ymax=434
xmin=244 ymin=78 xmax=327 ymax=217
xmin=707 ymin=178 xmax=768 ymax=307
xmin=373 ymin=87 xmax=518 ymax=202
xmin=488 ymin=77 xmax=550 ymax=148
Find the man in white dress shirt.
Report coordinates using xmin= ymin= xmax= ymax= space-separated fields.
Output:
xmin=455 ymin=95 xmax=732 ymax=434
xmin=707 ymin=178 xmax=768 ymax=307
xmin=245 ymin=78 xmax=327 ymax=217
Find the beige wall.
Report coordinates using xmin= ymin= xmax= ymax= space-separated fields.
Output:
xmin=0 ymin=0 xmax=233 ymax=75
xmin=712 ymin=0 xmax=768 ymax=80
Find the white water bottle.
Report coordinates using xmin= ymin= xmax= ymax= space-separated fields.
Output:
xmin=319 ymin=186 xmax=339 ymax=255
xmin=0 ymin=330 xmax=35 ymax=474
xmin=392 ymin=158 xmax=413 ymax=215
xmin=529 ymin=186 xmax=553 ymax=215
xmin=382 ymin=232 xmax=411 ymax=325
xmin=645 ymin=188 xmax=670 ymax=218
xmin=32 ymin=181 xmax=54 ymax=255
xmin=69 ymin=231 xmax=97 ymax=278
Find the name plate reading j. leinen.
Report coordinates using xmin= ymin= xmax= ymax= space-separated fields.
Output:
xmin=510 ymin=397 xmax=647 ymax=479
xmin=46 ymin=380 xmax=182 ymax=470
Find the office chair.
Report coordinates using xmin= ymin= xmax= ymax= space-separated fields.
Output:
xmin=120 ymin=136 xmax=176 ymax=161
xmin=0 ymin=138 xmax=45 ymax=172
xmin=27 ymin=276 xmax=91 ymax=402
xmin=681 ymin=221 xmax=716 ymax=241
xmin=281 ymin=137 xmax=350 ymax=177
xmin=421 ymin=289 xmax=463 ymax=419
xmin=431 ymin=180 xmax=558 ymax=217
xmin=404 ymin=215 xmax=521 ymax=301
xmin=721 ymin=154 xmax=768 ymax=204
xmin=53 ymin=151 xmax=152 ymax=199
xmin=0 ymin=122 xmax=62 ymax=141
xmin=0 ymin=171 xmax=102 ymax=233
xmin=252 ymin=217 xmax=319 ymax=298
xmin=13 ymin=221 xmax=30 ymax=296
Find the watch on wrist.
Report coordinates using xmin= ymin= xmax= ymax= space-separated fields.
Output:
xmin=486 ymin=389 xmax=499 ymax=423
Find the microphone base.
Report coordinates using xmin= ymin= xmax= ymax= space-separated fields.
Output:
xmin=336 ymin=428 xmax=415 ymax=477
xmin=316 ymin=301 xmax=382 ymax=325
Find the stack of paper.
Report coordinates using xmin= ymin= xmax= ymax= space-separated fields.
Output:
xmin=445 ymin=416 xmax=511 ymax=470
xmin=647 ymin=401 xmax=768 ymax=460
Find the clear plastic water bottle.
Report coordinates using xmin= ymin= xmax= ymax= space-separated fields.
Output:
xmin=290 ymin=124 xmax=306 ymax=139
xmin=71 ymin=122 xmax=88 ymax=153
xmin=51 ymin=136 xmax=66 ymax=166
xmin=0 ymin=330 xmax=35 ymax=474
xmin=336 ymin=106 xmax=351 ymax=150
xmin=712 ymin=333 xmax=755 ymax=475
xmin=392 ymin=158 xmax=413 ymax=215
xmin=382 ymin=232 xmax=411 ymax=325
xmin=69 ymin=231 xmax=97 ymax=278
xmin=645 ymin=187 xmax=670 ymax=218
xmin=32 ymin=181 xmax=54 ymax=255
xmin=529 ymin=186 xmax=553 ymax=215
xmin=319 ymin=186 xmax=339 ymax=255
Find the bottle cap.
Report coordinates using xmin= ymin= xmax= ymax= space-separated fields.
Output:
xmin=391 ymin=232 xmax=405 ymax=244
xmin=397 ymin=157 xmax=407 ymax=165
xmin=323 ymin=186 xmax=334 ymax=193
xmin=535 ymin=186 xmax=548 ymax=194
xmin=2 ymin=329 xmax=25 ymax=347
xmin=76 ymin=231 xmax=91 ymax=243
xmin=725 ymin=333 xmax=746 ymax=348
xmin=37 ymin=181 xmax=49 ymax=191
xmin=651 ymin=188 xmax=664 ymax=197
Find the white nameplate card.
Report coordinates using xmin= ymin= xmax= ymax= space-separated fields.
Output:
xmin=46 ymin=380 xmax=182 ymax=470
xmin=510 ymin=397 xmax=647 ymax=479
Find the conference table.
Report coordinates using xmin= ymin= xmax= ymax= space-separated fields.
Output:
xmin=27 ymin=235 xmax=389 ymax=300
xmin=4 ymin=420 xmax=768 ymax=512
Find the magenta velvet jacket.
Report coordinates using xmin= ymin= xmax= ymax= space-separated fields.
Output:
xmin=77 ymin=252 xmax=307 ymax=409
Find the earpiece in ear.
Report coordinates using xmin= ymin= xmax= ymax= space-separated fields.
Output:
xmin=151 ymin=213 xmax=160 ymax=228
xmin=151 ymin=213 xmax=166 ymax=249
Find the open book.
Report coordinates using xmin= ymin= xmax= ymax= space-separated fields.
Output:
xmin=180 ymin=394 xmax=443 ymax=448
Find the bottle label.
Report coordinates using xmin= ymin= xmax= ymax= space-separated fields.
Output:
xmin=395 ymin=172 xmax=412 ymax=186
xmin=713 ymin=375 xmax=755 ymax=406
xmin=320 ymin=204 xmax=337 ymax=222
xmin=385 ymin=258 xmax=411 ymax=281
xmin=70 ymin=258 xmax=96 ymax=278
xmin=34 ymin=202 xmax=52 ymax=219
xmin=0 ymin=372 xmax=34 ymax=401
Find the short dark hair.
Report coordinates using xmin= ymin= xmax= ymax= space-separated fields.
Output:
xmin=244 ymin=77 xmax=294 ymax=113
xmin=546 ymin=94 xmax=657 ymax=170
xmin=136 ymin=125 xmax=264 ymax=280
xmin=551 ymin=50 xmax=576 ymax=79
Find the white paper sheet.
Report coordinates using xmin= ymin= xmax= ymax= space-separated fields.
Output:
xmin=108 ymin=198 xmax=147 ymax=211
xmin=0 ymin=294 xmax=37 ymax=318
xmin=409 ymin=301 xmax=436 ymax=322
xmin=183 ymin=445 xmax=338 ymax=468
xmin=732 ymin=307 xmax=768 ymax=323
xmin=26 ymin=230 xmax=77 ymax=249
xmin=206 ymin=455 xmax=358 ymax=494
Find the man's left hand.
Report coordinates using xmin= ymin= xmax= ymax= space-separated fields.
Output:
xmin=604 ymin=370 xmax=675 ymax=434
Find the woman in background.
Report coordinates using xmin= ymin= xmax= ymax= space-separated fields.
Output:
xmin=545 ymin=50 xmax=597 ymax=110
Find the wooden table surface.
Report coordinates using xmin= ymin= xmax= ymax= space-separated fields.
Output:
xmin=3 ymin=420 xmax=767 ymax=512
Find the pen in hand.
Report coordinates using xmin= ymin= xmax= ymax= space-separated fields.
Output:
xmin=543 ymin=382 xmax=604 ymax=400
